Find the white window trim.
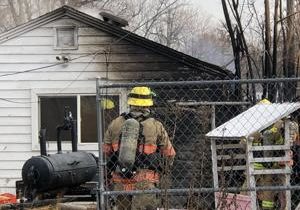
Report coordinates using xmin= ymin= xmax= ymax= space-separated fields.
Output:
xmin=31 ymin=87 xmax=127 ymax=152
xmin=53 ymin=25 xmax=78 ymax=50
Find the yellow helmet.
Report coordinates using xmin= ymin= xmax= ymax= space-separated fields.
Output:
xmin=258 ymin=98 xmax=271 ymax=104
xmin=100 ymin=98 xmax=115 ymax=110
xmin=127 ymin=86 xmax=154 ymax=107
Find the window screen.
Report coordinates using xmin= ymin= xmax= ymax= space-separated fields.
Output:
xmin=40 ymin=95 xmax=120 ymax=144
xmin=55 ymin=27 xmax=77 ymax=49
xmin=81 ymin=95 xmax=120 ymax=143
xmin=40 ymin=96 xmax=77 ymax=142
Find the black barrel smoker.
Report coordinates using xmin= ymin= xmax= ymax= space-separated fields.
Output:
xmin=16 ymin=107 xmax=98 ymax=201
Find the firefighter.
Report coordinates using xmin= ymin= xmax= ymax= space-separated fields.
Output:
xmin=103 ymin=86 xmax=176 ymax=210
xmin=257 ymin=120 xmax=285 ymax=210
xmin=241 ymin=99 xmax=298 ymax=209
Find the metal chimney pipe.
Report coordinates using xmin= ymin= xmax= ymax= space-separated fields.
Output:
xmin=39 ymin=129 xmax=47 ymax=156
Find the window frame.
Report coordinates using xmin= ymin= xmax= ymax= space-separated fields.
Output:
xmin=53 ymin=26 xmax=78 ymax=50
xmin=31 ymin=88 xmax=127 ymax=152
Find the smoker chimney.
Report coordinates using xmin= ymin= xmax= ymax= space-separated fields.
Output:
xmin=99 ymin=12 xmax=128 ymax=28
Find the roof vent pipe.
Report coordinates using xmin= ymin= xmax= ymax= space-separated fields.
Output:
xmin=99 ymin=12 xmax=128 ymax=28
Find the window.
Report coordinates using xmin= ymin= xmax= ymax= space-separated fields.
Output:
xmin=39 ymin=95 xmax=120 ymax=143
xmin=54 ymin=26 xmax=78 ymax=49
xmin=40 ymin=96 xmax=77 ymax=142
xmin=80 ymin=95 xmax=120 ymax=143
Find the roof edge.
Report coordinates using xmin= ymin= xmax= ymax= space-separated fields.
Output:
xmin=0 ymin=5 xmax=234 ymax=78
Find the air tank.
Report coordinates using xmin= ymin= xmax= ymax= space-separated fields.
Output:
xmin=118 ymin=118 xmax=140 ymax=170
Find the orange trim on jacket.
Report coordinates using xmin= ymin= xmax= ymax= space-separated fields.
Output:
xmin=103 ymin=143 xmax=112 ymax=156
xmin=112 ymin=169 xmax=159 ymax=185
xmin=103 ymin=143 xmax=119 ymax=156
xmin=139 ymin=144 xmax=157 ymax=154
xmin=161 ymin=145 xmax=176 ymax=157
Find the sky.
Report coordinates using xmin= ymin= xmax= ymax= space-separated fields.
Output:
xmin=191 ymin=0 xmax=265 ymax=24
xmin=191 ymin=0 xmax=225 ymax=23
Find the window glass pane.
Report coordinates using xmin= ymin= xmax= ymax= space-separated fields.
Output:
xmin=56 ymin=28 xmax=75 ymax=48
xmin=40 ymin=96 xmax=77 ymax=142
xmin=80 ymin=96 xmax=96 ymax=143
xmin=81 ymin=95 xmax=120 ymax=143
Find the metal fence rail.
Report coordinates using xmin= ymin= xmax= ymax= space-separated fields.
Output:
xmin=96 ymin=78 xmax=300 ymax=210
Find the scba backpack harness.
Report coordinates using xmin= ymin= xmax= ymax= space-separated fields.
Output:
xmin=107 ymin=113 xmax=161 ymax=178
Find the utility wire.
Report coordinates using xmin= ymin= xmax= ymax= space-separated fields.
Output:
xmin=0 ymin=0 xmax=180 ymax=104
xmin=0 ymin=0 xmax=178 ymax=78
xmin=56 ymin=52 xmax=99 ymax=94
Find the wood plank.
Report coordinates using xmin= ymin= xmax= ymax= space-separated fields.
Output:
xmin=0 ymin=170 xmax=22 ymax=178
xmin=0 ymin=62 xmax=181 ymax=72
xmin=0 ymin=44 xmax=150 ymax=54
xmin=78 ymin=36 xmax=125 ymax=45
xmin=0 ymin=134 xmax=31 ymax=143
xmin=0 ymin=125 xmax=31 ymax=134
xmin=217 ymin=165 xmax=246 ymax=171
xmin=250 ymin=157 xmax=291 ymax=163
xmin=0 ymin=90 xmax=30 ymax=98
xmin=0 ymin=99 xmax=31 ymax=108
xmin=217 ymin=154 xmax=246 ymax=160
xmin=2 ymin=37 xmax=53 ymax=46
xmin=58 ymin=202 xmax=96 ymax=210
xmin=250 ymin=145 xmax=291 ymax=151
xmin=0 ymin=187 xmax=16 ymax=194
xmin=42 ymin=18 xmax=89 ymax=27
xmin=251 ymin=169 xmax=291 ymax=175
xmin=0 ymin=81 xmax=95 ymax=89
xmin=1 ymin=36 xmax=128 ymax=46
xmin=0 ymin=177 xmax=20 ymax=188
xmin=0 ymin=143 xmax=32 ymax=152
xmin=20 ymin=27 xmax=54 ymax=37
xmin=19 ymin=27 xmax=110 ymax=37
xmin=78 ymin=27 xmax=110 ymax=36
xmin=0 ymin=152 xmax=39 ymax=161
xmin=0 ymin=72 xmax=101 ymax=81
xmin=0 ymin=71 xmax=178 ymax=81
xmin=0 ymin=108 xmax=30 ymax=117
xmin=0 ymin=117 xmax=31 ymax=125
xmin=0 ymin=71 xmax=174 ymax=81
xmin=0 ymin=54 xmax=170 ymax=63
xmin=0 ymin=161 xmax=25 ymax=169
xmin=216 ymin=144 xmax=244 ymax=149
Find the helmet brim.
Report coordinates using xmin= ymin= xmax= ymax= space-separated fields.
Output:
xmin=128 ymin=98 xmax=153 ymax=106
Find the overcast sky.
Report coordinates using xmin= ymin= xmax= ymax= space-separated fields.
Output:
xmin=191 ymin=1 xmax=265 ymax=24
xmin=191 ymin=0 xmax=225 ymax=22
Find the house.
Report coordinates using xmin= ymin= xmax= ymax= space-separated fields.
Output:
xmin=0 ymin=5 xmax=233 ymax=194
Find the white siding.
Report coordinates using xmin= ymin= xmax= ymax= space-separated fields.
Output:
xmin=0 ymin=16 xmax=181 ymax=193
xmin=0 ymin=17 xmax=106 ymax=193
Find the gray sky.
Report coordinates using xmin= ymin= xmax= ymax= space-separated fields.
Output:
xmin=191 ymin=0 xmax=225 ymax=22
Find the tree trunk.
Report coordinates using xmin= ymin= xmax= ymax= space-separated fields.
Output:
xmin=270 ymin=0 xmax=279 ymax=102
xmin=285 ymin=0 xmax=296 ymax=101
xmin=221 ymin=0 xmax=240 ymax=79
xmin=263 ymin=0 xmax=272 ymax=100
xmin=231 ymin=0 xmax=256 ymax=101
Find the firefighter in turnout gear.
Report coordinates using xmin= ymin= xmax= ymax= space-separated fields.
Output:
xmin=241 ymin=99 xmax=299 ymax=209
xmin=103 ymin=86 xmax=176 ymax=210
xmin=252 ymin=121 xmax=298 ymax=210
xmin=257 ymin=120 xmax=285 ymax=210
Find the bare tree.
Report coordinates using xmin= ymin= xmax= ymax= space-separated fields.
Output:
xmin=221 ymin=0 xmax=257 ymax=101
xmin=220 ymin=0 xmax=300 ymax=102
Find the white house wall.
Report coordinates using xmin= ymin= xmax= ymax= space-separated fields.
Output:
xmin=0 ymin=17 xmax=121 ymax=193
xmin=0 ymin=15 xmax=187 ymax=193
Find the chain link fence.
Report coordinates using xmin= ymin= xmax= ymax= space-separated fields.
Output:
xmin=96 ymin=78 xmax=300 ymax=210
